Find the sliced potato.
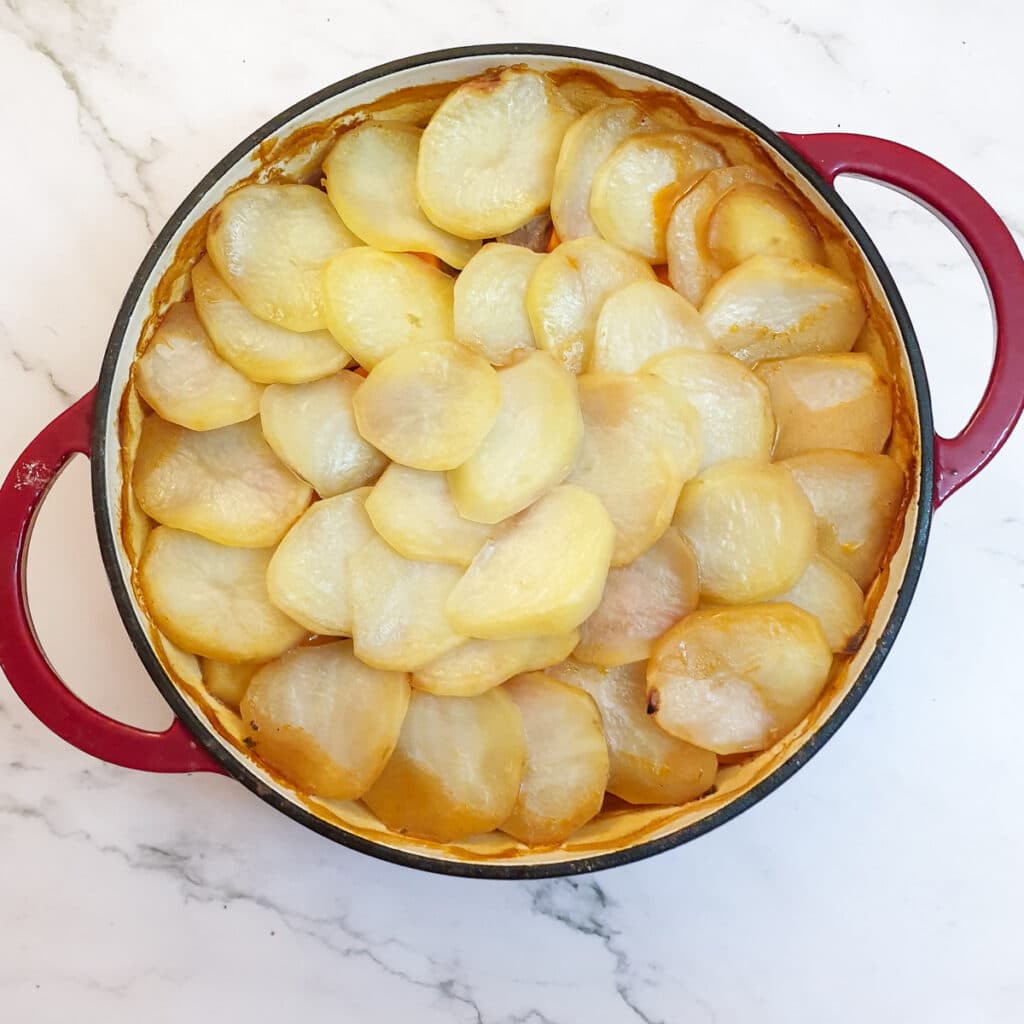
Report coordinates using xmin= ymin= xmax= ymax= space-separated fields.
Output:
xmin=576 ymin=530 xmax=699 ymax=666
xmin=132 ymin=416 xmax=311 ymax=548
xmin=647 ymin=604 xmax=832 ymax=754
xmin=590 ymin=280 xmax=715 ymax=372
xmin=646 ymin=349 xmax=774 ymax=470
xmin=265 ymin=488 xmax=375 ymax=636
xmin=527 ymin=237 xmax=655 ymax=374
xmin=139 ymin=526 xmax=306 ymax=662
xmin=754 ymin=353 xmax=892 ymax=458
xmin=447 ymin=485 xmax=614 ymax=639
xmin=351 ymin=534 xmax=465 ymax=670
xmin=412 ymin=632 xmax=579 ymax=697
xmin=200 ymin=657 xmax=265 ymax=709
xmin=701 ymin=256 xmax=867 ymax=364
xmin=549 ymin=659 xmax=718 ymax=806
xmin=416 ymin=67 xmax=575 ymax=238
xmin=352 ymin=340 xmax=501 ymax=471
xmin=673 ymin=459 xmax=816 ymax=603
xmin=207 ymin=184 xmax=359 ymax=332
xmin=136 ymin=303 xmax=263 ymax=430
xmin=322 ymin=119 xmax=480 ymax=268
xmin=773 ymin=555 xmax=866 ymax=654
xmin=259 ymin=371 xmax=387 ymax=498
xmin=782 ymin=450 xmax=904 ymax=588
xmin=501 ymin=672 xmax=609 ymax=846
xmin=321 ymin=248 xmax=455 ymax=368
xmin=242 ymin=641 xmax=410 ymax=800
xmin=365 ymin=464 xmax=492 ymax=566
xmin=192 ymin=256 xmax=350 ymax=385
xmin=448 ymin=351 xmax=583 ymax=524
xmin=453 ymin=244 xmax=543 ymax=365
xmin=363 ymin=689 xmax=526 ymax=842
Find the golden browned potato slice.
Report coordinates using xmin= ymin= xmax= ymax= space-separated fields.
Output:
xmin=447 ymin=485 xmax=615 ymax=639
xmin=453 ymin=244 xmax=543 ymax=365
xmin=132 ymin=416 xmax=312 ymax=548
xmin=448 ymin=351 xmax=583 ymax=524
xmin=782 ymin=450 xmax=905 ymax=588
xmin=646 ymin=349 xmax=775 ymax=470
xmin=501 ymin=672 xmax=609 ymax=846
xmin=773 ymin=555 xmax=866 ymax=654
xmin=265 ymin=488 xmax=375 ymax=636
xmin=363 ymin=689 xmax=526 ymax=842
xmin=548 ymin=659 xmax=718 ymax=806
xmin=673 ymin=459 xmax=816 ymax=603
xmin=701 ymin=256 xmax=867 ymax=364
xmin=322 ymin=119 xmax=480 ymax=268
xmin=527 ymin=237 xmax=655 ymax=373
xmin=259 ymin=371 xmax=387 ymax=498
xmin=353 ymin=340 xmax=501 ymax=471
xmin=590 ymin=280 xmax=715 ymax=372
xmin=207 ymin=184 xmax=360 ymax=332
xmin=365 ymin=464 xmax=492 ymax=566
xmin=576 ymin=530 xmax=699 ymax=666
xmin=192 ymin=257 xmax=350 ymax=385
xmin=136 ymin=303 xmax=263 ymax=431
xmin=321 ymin=248 xmax=455 ymax=369
xmin=754 ymin=353 xmax=892 ymax=458
xmin=412 ymin=632 xmax=579 ymax=697
xmin=351 ymin=534 xmax=465 ymax=670
xmin=139 ymin=526 xmax=306 ymax=662
xmin=416 ymin=68 xmax=575 ymax=238
xmin=647 ymin=604 xmax=832 ymax=754
xmin=551 ymin=100 xmax=650 ymax=241
xmin=242 ymin=641 xmax=410 ymax=800
xmin=200 ymin=657 xmax=266 ymax=709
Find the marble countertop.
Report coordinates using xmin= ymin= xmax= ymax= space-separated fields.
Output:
xmin=2 ymin=2 xmax=1022 ymax=1020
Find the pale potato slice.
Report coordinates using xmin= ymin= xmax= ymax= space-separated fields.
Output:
xmin=453 ymin=244 xmax=543 ymax=365
xmin=322 ymin=119 xmax=480 ymax=268
xmin=192 ymin=257 xmax=350 ymax=385
xmin=447 ymin=485 xmax=614 ymax=639
xmin=351 ymin=534 xmax=465 ymax=670
xmin=590 ymin=280 xmax=715 ymax=372
xmin=673 ymin=459 xmax=816 ymax=603
xmin=136 ymin=303 xmax=263 ymax=430
xmin=448 ymin=351 xmax=583 ymax=524
xmin=701 ymin=256 xmax=867 ymax=364
xmin=200 ymin=658 xmax=266 ymax=709
xmin=139 ymin=526 xmax=306 ymax=662
xmin=265 ymin=488 xmax=375 ymax=636
xmin=133 ymin=416 xmax=311 ymax=548
xmin=416 ymin=68 xmax=575 ymax=238
xmin=259 ymin=371 xmax=387 ymax=498
xmin=321 ymin=248 xmax=455 ymax=369
xmin=363 ymin=689 xmax=526 ymax=842
xmin=527 ymin=237 xmax=655 ymax=373
xmin=773 ymin=555 xmax=866 ymax=654
xmin=646 ymin=350 xmax=774 ymax=470
xmin=412 ymin=632 xmax=579 ymax=697
xmin=501 ymin=672 xmax=609 ymax=846
xmin=551 ymin=100 xmax=650 ymax=241
xmin=754 ymin=353 xmax=892 ymax=458
xmin=576 ymin=530 xmax=699 ymax=666
xmin=353 ymin=340 xmax=500 ymax=471
xmin=207 ymin=184 xmax=359 ymax=332
xmin=782 ymin=450 xmax=904 ymax=588
xmin=242 ymin=641 xmax=410 ymax=800
xmin=548 ymin=659 xmax=718 ymax=806
xmin=647 ymin=604 xmax=832 ymax=754
xmin=591 ymin=132 xmax=724 ymax=261
xmin=365 ymin=464 xmax=492 ymax=566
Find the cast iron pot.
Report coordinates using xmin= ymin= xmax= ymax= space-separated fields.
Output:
xmin=2 ymin=45 xmax=1022 ymax=878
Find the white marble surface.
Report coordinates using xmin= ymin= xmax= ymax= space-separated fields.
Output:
xmin=2 ymin=1 xmax=1023 ymax=1020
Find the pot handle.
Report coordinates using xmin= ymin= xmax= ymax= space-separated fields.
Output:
xmin=0 ymin=390 xmax=223 ymax=773
xmin=780 ymin=132 xmax=1024 ymax=508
